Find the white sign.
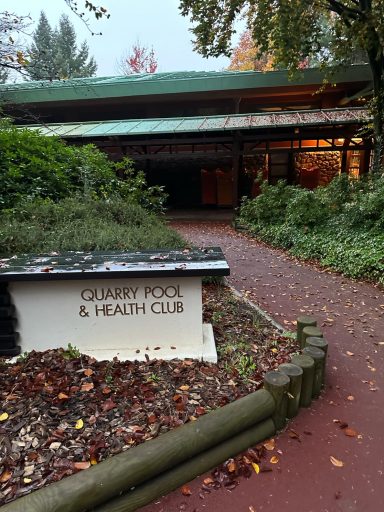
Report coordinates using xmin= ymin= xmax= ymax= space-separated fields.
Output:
xmin=9 ymin=277 xmax=217 ymax=362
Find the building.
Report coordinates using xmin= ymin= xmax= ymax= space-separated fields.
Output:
xmin=0 ymin=65 xmax=373 ymax=208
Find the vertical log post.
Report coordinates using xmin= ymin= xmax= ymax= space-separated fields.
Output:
xmin=305 ymin=336 xmax=328 ymax=385
xmin=290 ymin=354 xmax=315 ymax=407
xmin=264 ymin=371 xmax=290 ymax=430
xmin=301 ymin=325 xmax=323 ymax=350
xmin=305 ymin=336 xmax=328 ymax=356
xmin=278 ymin=363 xmax=303 ymax=419
xmin=297 ymin=315 xmax=317 ymax=347
xmin=302 ymin=346 xmax=325 ymax=398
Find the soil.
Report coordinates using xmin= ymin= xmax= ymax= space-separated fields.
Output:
xmin=0 ymin=284 xmax=297 ymax=506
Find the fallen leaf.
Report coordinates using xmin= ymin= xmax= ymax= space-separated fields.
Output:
xmin=75 ymin=419 xmax=84 ymax=430
xmin=84 ymin=368 xmax=94 ymax=376
xmin=74 ymin=461 xmax=91 ymax=470
xmin=252 ymin=462 xmax=260 ymax=474
xmin=57 ymin=392 xmax=69 ymax=400
xmin=344 ymin=428 xmax=358 ymax=437
xmin=23 ymin=478 xmax=32 ymax=484
xmin=263 ymin=439 xmax=275 ymax=451
xmin=102 ymin=386 xmax=112 ymax=394
xmin=347 ymin=395 xmax=355 ymax=401
xmin=147 ymin=413 xmax=157 ymax=424
xmin=203 ymin=477 xmax=214 ymax=485
xmin=81 ymin=382 xmax=94 ymax=392
xmin=330 ymin=456 xmax=344 ymax=467
xmin=0 ymin=412 xmax=9 ymax=421
xmin=270 ymin=455 xmax=279 ymax=464
xmin=346 ymin=351 xmax=354 ymax=356
xmin=179 ymin=385 xmax=190 ymax=391
xmin=102 ymin=399 xmax=116 ymax=412
xmin=288 ymin=429 xmax=300 ymax=440
xmin=181 ymin=484 xmax=192 ymax=496
xmin=0 ymin=470 xmax=12 ymax=483
xmin=227 ymin=460 xmax=237 ymax=472
xmin=90 ymin=457 xmax=98 ymax=465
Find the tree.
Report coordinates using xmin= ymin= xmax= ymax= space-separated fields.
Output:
xmin=26 ymin=12 xmax=97 ymax=80
xmin=0 ymin=10 xmax=31 ymax=82
xmin=179 ymin=0 xmax=384 ymax=172
xmin=53 ymin=14 xmax=97 ymax=79
xmin=118 ymin=42 xmax=158 ymax=75
xmin=26 ymin=11 xmax=56 ymax=81
xmin=0 ymin=3 xmax=108 ymax=82
xmin=227 ymin=30 xmax=274 ymax=71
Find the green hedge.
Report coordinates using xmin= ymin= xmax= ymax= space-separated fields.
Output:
xmin=238 ymin=174 xmax=384 ymax=285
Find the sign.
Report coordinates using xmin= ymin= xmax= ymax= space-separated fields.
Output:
xmin=9 ymin=277 xmax=217 ymax=362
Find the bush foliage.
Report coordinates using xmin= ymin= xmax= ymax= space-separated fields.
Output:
xmin=0 ymin=124 xmax=167 ymax=213
xmin=0 ymin=122 xmax=183 ymax=255
xmin=238 ymin=174 xmax=384 ymax=285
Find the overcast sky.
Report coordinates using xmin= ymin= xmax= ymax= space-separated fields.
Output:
xmin=2 ymin=0 xmax=232 ymax=77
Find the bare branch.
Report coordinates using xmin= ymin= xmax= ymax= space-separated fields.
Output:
xmin=63 ymin=0 xmax=110 ymax=35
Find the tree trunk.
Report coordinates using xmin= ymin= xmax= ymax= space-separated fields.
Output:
xmin=366 ymin=31 xmax=384 ymax=174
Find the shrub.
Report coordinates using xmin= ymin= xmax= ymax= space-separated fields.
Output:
xmin=240 ymin=180 xmax=296 ymax=225
xmin=0 ymin=125 xmax=167 ymax=213
xmin=285 ymin=188 xmax=329 ymax=228
xmin=0 ymin=197 xmax=184 ymax=255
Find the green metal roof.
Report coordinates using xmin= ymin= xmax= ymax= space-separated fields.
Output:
xmin=20 ymin=108 xmax=369 ymax=138
xmin=0 ymin=66 xmax=372 ymax=105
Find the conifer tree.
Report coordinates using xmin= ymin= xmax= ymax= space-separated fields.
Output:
xmin=26 ymin=11 xmax=97 ymax=80
xmin=27 ymin=11 xmax=56 ymax=80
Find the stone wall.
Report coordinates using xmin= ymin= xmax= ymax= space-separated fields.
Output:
xmin=295 ymin=152 xmax=341 ymax=186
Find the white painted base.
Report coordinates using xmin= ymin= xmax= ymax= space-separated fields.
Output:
xmin=9 ymin=277 xmax=218 ymax=363
xmin=84 ymin=323 xmax=217 ymax=363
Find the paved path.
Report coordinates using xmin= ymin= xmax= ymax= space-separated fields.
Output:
xmin=141 ymin=220 xmax=384 ymax=512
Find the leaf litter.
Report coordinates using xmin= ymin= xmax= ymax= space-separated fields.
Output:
xmin=0 ymin=284 xmax=298 ymax=504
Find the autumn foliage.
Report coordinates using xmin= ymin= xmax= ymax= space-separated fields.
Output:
xmin=119 ymin=42 xmax=158 ymax=75
xmin=227 ymin=30 xmax=274 ymax=72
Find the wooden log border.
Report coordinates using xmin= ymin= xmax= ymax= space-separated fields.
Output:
xmin=2 ymin=314 xmax=329 ymax=512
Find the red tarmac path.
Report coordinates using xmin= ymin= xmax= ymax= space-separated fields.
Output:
xmin=140 ymin=219 xmax=384 ymax=512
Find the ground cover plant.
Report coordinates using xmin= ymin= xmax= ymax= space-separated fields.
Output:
xmin=238 ymin=174 xmax=384 ymax=285
xmin=0 ymin=284 xmax=298 ymax=504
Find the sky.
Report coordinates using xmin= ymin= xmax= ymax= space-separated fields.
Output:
xmin=2 ymin=0 xmax=232 ymax=77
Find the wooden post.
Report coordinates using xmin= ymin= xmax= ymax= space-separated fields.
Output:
xmin=305 ymin=336 xmax=328 ymax=385
xmin=278 ymin=363 xmax=303 ymax=418
xmin=301 ymin=325 xmax=323 ymax=349
xmin=296 ymin=315 xmax=317 ymax=347
xmin=302 ymin=346 xmax=325 ymax=398
xmin=305 ymin=336 xmax=328 ymax=356
xmin=264 ymin=370 xmax=290 ymax=430
xmin=290 ymin=354 xmax=315 ymax=407
xmin=93 ymin=419 xmax=275 ymax=512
